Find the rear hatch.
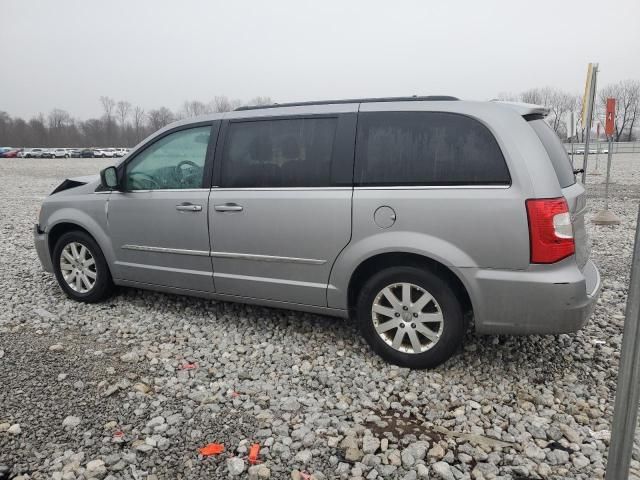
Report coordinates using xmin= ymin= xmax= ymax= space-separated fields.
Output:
xmin=527 ymin=117 xmax=589 ymax=270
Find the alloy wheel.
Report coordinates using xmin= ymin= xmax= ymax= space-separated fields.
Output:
xmin=371 ymin=282 xmax=444 ymax=354
xmin=59 ymin=241 xmax=97 ymax=293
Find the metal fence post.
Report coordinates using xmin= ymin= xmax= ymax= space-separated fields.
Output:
xmin=593 ymin=137 xmax=621 ymax=225
xmin=570 ymin=141 xmax=575 ymax=168
xmin=605 ymin=139 xmax=613 ymax=212
xmin=605 ymin=205 xmax=640 ymax=479
xmin=582 ymin=63 xmax=599 ymax=184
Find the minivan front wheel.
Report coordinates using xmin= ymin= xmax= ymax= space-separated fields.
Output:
xmin=53 ymin=231 xmax=114 ymax=303
xmin=356 ymin=266 xmax=464 ymax=369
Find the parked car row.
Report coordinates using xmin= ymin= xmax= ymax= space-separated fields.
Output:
xmin=93 ymin=148 xmax=129 ymax=158
xmin=0 ymin=147 xmax=130 ymax=158
xmin=19 ymin=148 xmax=73 ymax=158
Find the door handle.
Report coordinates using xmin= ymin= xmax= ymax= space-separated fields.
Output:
xmin=214 ymin=203 xmax=243 ymax=212
xmin=176 ymin=203 xmax=202 ymax=212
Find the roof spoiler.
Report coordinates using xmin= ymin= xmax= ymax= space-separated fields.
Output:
xmin=491 ymin=100 xmax=550 ymax=117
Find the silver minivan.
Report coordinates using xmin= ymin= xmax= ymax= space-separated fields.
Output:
xmin=34 ymin=97 xmax=601 ymax=368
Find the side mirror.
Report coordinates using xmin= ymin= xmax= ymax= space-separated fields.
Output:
xmin=100 ymin=166 xmax=120 ymax=190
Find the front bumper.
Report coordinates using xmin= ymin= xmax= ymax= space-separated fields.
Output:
xmin=461 ymin=257 xmax=602 ymax=335
xmin=34 ymin=224 xmax=53 ymax=273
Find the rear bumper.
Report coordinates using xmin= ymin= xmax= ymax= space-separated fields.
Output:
xmin=34 ymin=224 xmax=53 ymax=273
xmin=461 ymin=257 xmax=601 ymax=335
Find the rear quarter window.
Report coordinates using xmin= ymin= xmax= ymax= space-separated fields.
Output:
xmin=355 ymin=112 xmax=510 ymax=186
xmin=528 ymin=118 xmax=576 ymax=188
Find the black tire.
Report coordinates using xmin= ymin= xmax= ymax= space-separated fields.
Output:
xmin=356 ymin=266 xmax=464 ymax=369
xmin=52 ymin=230 xmax=114 ymax=303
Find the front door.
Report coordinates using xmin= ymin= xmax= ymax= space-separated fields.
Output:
xmin=108 ymin=123 xmax=217 ymax=292
xmin=209 ymin=113 xmax=356 ymax=306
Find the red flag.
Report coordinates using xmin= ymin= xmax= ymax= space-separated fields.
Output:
xmin=605 ymin=98 xmax=616 ymax=137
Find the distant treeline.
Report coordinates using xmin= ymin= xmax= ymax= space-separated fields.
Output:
xmin=1 ymin=79 xmax=639 ymax=148
xmin=0 ymin=96 xmax=272 ymax=148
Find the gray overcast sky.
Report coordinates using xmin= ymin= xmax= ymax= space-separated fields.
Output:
xmin=2 ymin=0 xmax=639 ymax=119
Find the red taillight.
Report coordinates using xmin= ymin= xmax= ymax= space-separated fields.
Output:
xmin=526 ymin=198 xmax=575 ymax=264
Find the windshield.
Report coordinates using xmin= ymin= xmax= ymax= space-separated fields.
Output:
xmin=528 ymin=118 xmax=576 ymax=188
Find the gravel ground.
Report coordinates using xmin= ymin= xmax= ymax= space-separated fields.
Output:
xmin=1 ymin=154 xmax=639 ymax=480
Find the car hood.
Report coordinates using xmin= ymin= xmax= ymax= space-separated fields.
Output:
xmin=51 ymin=174 xmax=101 ymax=195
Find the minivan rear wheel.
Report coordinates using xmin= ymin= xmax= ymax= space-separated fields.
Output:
xmin=53 ymin=231 xmax=114 ymax=303
xmin=356 ymin=266 xmax=464 ymax=369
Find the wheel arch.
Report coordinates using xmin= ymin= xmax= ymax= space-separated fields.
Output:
xmin=48 ymin=222 xmax=95 ymax=254
xmin=45 ymin=211 xmax=115 ymax=268
xmin=346 ymin=252 xmax=474 ymax=320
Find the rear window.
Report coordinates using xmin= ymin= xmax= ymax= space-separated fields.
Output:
xmin=355 ymin=112 xmax=510 ymax=186
xmin=528 ymin=118 xmax=576 ymax=188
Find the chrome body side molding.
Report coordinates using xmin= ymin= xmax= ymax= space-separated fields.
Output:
xmin=121 ymin=244 xmax=210 ymax=257
xmin=122 ymin=244 xmax=326 ymax=265
xmin=210 ymin=251 xmax=326 ymax=265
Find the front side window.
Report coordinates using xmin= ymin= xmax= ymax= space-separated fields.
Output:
xmin=221 ymin=117 xmax=337 ymax=188
xmin=126 ymin=126 xmax=211 ymax=190
xmin=355 ymin=112 xmax=510 ymax=186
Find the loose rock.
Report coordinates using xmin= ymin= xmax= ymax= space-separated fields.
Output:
xmin=8 ymin=424 xmax=21 ymax=434
xmin=62 ymin=416 xmax=81 ymax=428
xmin=227 ymin=457 xmax=245 ymax=476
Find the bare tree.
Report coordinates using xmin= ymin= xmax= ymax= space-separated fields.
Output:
xmin=80 ymin=119 xmax=105 ymax=146
xmin=211 ymin=96 xmax=232 ymax=113
xmin=99 ymin=96 xmax=117 ymax=144
xmin=520 ymin=88 xmax=548 ymax=106
xmin=0 ymin=111 xmax=11 ymax=142
xmin=210 ymin=96 xmax=242 ymax=113
xmin=147 ymin=107 xmax=174 ymax=131
xmin=247 ymin=96 xmax=273 ymax=107
xmin=548 ymin=91 xmax=578 ymax=138
xmin=47 ymin=109 xmax=71 ymax=130
xmin=133 ymin=106 xmax=146 ymax=139
xmin=9 ymin=117 xmax=30 ymax=146
xmin=100 ymin=96 xmax=116 ymax=121
xmin=598 ymin=80 xmax=640 ymax=141
xmin=29 ymin=114 xmax=48 ymax=146
xmin=519 ymin=87 xmax=577 ymax=138
xmin=116 ymin=101 xmax=132 ymax=127
xmin=494 ymin=92 xmax=519 ymax=102
xmin=181 ymin=100 xmax=210 ymax=118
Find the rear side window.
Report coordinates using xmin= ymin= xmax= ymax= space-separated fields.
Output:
xmin=221 ymin=117 xmax=337 ymax=188
xmin=355 ymin=112 xmax=510 ymax=186
xmin=528 ymin=118 xmax=575 ymax=188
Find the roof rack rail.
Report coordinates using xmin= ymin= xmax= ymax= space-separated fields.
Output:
xmin=234 ymin=95 xmax=459 ymax=111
